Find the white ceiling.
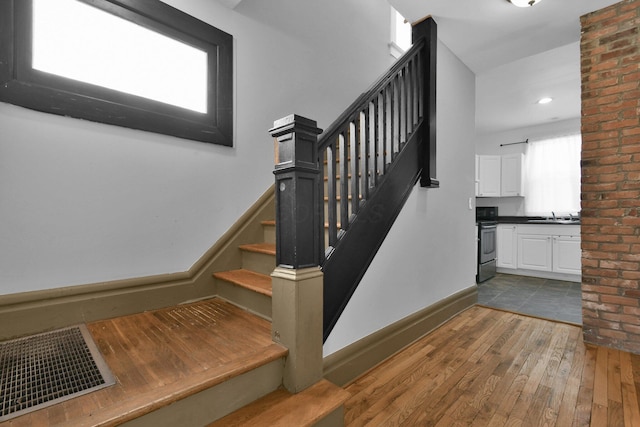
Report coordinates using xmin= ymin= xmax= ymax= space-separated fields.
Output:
xmin=390 ymin=0 xmax=621 ymax=135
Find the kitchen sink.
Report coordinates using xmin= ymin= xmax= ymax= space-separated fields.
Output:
xmin=526 ymin=219 xmax=580 ymax=224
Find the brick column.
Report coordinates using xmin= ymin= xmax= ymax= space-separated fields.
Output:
xmin=581 ymin=0 xmax=640 ymax=353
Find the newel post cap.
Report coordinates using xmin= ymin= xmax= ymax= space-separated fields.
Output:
xmin=269 ymin=114 xmax=323 ymax=138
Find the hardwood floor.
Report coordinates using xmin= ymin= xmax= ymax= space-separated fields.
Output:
xmin=5 ymin=301 xmax=640 ymax=425
xmin=344 ymin=306 xmax=640 ymax=426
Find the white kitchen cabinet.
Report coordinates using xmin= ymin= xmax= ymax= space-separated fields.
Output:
xmin=475 ymin=155 xmax=480 ymax=196
xmin=497 ymin=224 xmax=517 ymax=268
xmin=501 ymin=154 xmax=524 ymax=197
xmin=476 ymin=154 xmax=524 ymax=197
xmin=517 ymin=233 xmax=553 ymax=271
xmin=512 ymin=224 xmax=581 ymax=279
xmin=553 ymin=235 xmax=581 ymax=274
xmin=477 ymin=155 xmax=501 ymax=197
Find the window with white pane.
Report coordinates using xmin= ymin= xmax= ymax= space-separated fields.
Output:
xmin=390 ymin=7 xmax=412 ymax=58
xmin=524 ymin=134 xmax=582 ymax=216
xmin=0 ymin=0 xmax=233 ymax=145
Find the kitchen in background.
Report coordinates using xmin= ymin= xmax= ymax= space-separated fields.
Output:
xmin=475 ymin=138 xmax=582 ymax=324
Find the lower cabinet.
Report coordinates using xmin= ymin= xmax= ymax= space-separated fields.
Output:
xmin=497 ymin=224 xmax=581 ymax=280
xmin=497 ymin=225 xmax=517 ymax=268
xmin=552 ymin=235 xmax=581 ymax=275
xmin=517 ymin=234 xmax=552 ymax=271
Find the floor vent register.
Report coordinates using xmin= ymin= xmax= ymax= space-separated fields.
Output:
xmin=0 ymin=325 xmax=115 ymax=421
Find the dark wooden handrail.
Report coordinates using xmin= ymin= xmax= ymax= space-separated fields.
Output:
xmin=269 ymin=17 xmax=437 ymax=341
xmin=317 ymin=39 xmax=425 ymax=152
xmin=318 ymin=37 xmax=426 ymax=263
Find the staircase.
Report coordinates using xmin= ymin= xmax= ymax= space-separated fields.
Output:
xmin=2 ymin=16 xmax=436 ymax=426
xmin=270 ymin=16 xmax=438 ymax=341
xmin=2 ymin=203 xmax=345 ymax=427
xmin=206 ymin=15 xmax=437 ymax=424
xmin=214 ymin=220 xmax=276 ymax=319
xmin=209 ymin=217 xmax=348 ymax=426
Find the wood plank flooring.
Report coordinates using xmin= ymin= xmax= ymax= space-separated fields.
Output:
xmin=2 ymin=298 xmax=286 ymax=427
xmin=344 ymin=306 xmax=640 ymax=426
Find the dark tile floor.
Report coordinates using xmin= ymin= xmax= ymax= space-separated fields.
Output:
xmin=477 ymin=273 xmax=583 ymax=325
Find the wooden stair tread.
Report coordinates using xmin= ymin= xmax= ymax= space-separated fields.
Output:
xmin=261 ymin=220 xmax=276 ymax=226
xmin=239 ymin=242 xmax=276 ymax=256
xmin=208 ymin=379 xmax=350 ymax=427
xmin=214 ymin=269 xmax=272 ymax=296
xmin=87 ymin=343 xmax=286 ymax=427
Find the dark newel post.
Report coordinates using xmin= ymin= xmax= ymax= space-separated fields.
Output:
xmin=413 ymin=17 xmax=438 ymax=188
xmin=269 ymin=114 xmax=323 ymax=269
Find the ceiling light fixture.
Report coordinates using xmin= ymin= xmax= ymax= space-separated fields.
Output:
xmin=537 ymin=97 xmax=553 ymax=104
xmin=508 ymin=0 xmax=542 ymax=7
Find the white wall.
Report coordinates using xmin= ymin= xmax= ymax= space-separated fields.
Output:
xmin=0 ymin=0 xmax=394 ymax=295
xmin=475 ymin=118 xmax=580 ymax=215
xmin=324 ymin=40 xmax=477 ymax=356
xmin=475 ymin=117 xmax=580 ymax=155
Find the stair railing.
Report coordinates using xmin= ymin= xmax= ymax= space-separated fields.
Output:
xmin=270 ymin=17 xmax=437 ymax=341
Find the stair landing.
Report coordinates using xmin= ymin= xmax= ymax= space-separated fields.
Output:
xmin=5 ymin=298 xmax=287 ymax=426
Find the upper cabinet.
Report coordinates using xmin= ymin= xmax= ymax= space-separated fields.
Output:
xmin=476 ymin=154 xmax=524 ymax=197
xmin=477 ymin=155 xmax=501 ymax=197
xmin=501 ymin=154 xmax=524 ymax=197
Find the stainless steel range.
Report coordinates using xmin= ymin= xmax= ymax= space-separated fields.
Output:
xmin=476 ymin=206 xmax=497 ymax=283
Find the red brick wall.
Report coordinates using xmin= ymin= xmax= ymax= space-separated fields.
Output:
xmin=581 ymin=0 xmax=640 ymax=353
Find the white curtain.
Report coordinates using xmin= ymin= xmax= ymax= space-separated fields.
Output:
xmin=524 ymin=134 xmax=581 ymax=216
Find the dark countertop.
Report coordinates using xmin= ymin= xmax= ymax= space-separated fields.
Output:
xmin=498 ymin=216 xmax=581 ymax=225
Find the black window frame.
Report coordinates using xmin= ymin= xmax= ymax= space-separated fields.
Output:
xmin=0 ymin=0 xmax=233 ymax=146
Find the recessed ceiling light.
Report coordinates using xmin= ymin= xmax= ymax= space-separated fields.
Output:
xmin=508 ymin=0 xmax=543 ymax=7
xmin=537 ymin=97 xmax=553 ymax=104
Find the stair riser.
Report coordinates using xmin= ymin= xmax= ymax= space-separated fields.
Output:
xmin=265 ymin=218 xmax=338 ymax=251
xmin=263 ymin=224 xmax=276 ymax=244
xmin=315 ymin=408 xmax=346 ymax=427
xmin=217 ymin=281 xmax=272 ymax=320
xmin=120 ymin=358 xmax=284 ymax=427
xmin=241 ymin=251 xmax=276 ymax=276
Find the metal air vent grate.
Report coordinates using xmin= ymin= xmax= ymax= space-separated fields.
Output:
xmin=0 ymin=325 xmax=115 ymax=421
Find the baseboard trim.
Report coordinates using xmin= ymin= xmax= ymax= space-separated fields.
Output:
xmin=322 ymin=285 xmax=478 ymax=387
xmin=496 ymin=268 xmax=581 ymax=283
xmin=0 ymin=185 xmax=275 ymax=340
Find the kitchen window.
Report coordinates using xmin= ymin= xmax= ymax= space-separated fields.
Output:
xmin=0 ymin=0 xmax=233 ymax=145
xmin=524 ymin=133 xmax=581 ymax=216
